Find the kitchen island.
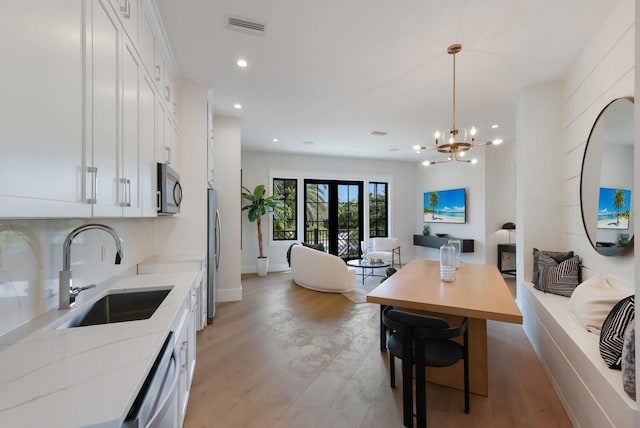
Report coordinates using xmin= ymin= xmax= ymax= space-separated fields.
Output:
xmin=0 ymin=270 xmax=201 ymax=428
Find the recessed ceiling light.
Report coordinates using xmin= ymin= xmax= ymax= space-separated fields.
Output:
xmin=234 ymin=104 xmax=242 ymax=109
xmin=272 ymin=138 xmax=278 ymax=142
xmin=491 ymin=124 xmax=499 ymax=129
xmin=237 ymin=59 xmax=248 ymax=68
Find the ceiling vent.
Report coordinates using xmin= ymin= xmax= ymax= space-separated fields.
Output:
xmin=371 ymin=131 xmax=388 ymax=136
xmin=227 ymin=16 xmax=266 ymax=35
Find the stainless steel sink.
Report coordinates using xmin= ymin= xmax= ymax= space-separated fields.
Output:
xmin=57 ymin=287 xmax=172 ymax=329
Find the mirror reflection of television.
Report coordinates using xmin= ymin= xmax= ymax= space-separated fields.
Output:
xmin=424 ymin=188 xmax=466 ymax=224
xmin=597 ymin=187 xmax=631 ymax=230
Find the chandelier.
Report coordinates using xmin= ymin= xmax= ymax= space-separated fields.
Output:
xmin=412 ymin=44 xmax=502 ymax=165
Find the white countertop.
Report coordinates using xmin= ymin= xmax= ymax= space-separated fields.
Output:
xmin=0 ymin=271 xmax=200 ymax=428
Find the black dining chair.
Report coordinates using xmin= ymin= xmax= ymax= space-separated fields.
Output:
xmin=379 ymin=267 xmax=398 ymax=351
xmin=382 ymin=307 xmax=469 ymax=428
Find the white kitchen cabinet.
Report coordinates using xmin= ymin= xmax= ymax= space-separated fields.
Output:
xmin=174 ymin=287 xmax=196 ymax=428
xmin=139 ymin=0 xmax=157 ymax=76
xmin=0 ymin=1 xmax=91 ymax=218
xmin=108 ymin=0 xmax=139 ymax=45
xmin=86 ymin=0 xmax=122 ymax=217
xmin=157 ymin=100 xmax=179 ymax=167
xmin=140 ymin=72 xmax=157 ymax=217
xmin=120 ymin=38 xmax=142 ymax=216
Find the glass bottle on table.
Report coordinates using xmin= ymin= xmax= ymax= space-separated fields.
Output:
xmin=448 ymin=238 xmax=462 ymax=269
xmin=440 ymin=242 xmax=456 ymax=282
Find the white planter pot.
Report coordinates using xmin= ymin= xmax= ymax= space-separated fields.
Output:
xmin=256 ymin=257 xmax=269 ymax=276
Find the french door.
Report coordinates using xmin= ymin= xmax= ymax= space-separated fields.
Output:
xmin=304 ymin=180 xmax=363 ymax=259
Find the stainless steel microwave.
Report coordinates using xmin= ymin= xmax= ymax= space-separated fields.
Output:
xmin=157 ymin=163 xmax=182 ymax=215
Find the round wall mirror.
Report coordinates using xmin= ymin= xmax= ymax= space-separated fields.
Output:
xmin=580 ymin=97 xmax=634 ymax=256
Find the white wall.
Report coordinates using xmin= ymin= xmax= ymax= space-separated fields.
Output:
xmin=515 ymin=80 xmax=565 ymax=285
xmin=212 ymin=116 xmax=242 ymax=301
xmin=153 ymin=81 xmax=208 ymax=259
xmin=240 ymin=150 xmax=417 ymax=273
xmin=485 ymin=138 xmax=517 ymax=266
xmin=415 ymin=151 xmax=487 ymax=264
xmin=0 ymin=218 xmax=153 ymax=337
xmin=561 ymin=0 xmax=635 ymax=286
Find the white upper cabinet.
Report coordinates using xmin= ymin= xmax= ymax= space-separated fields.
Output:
xmin=140 ymin=72 xmax=157 ymax=217
xmin=121 ymin=38 xmax=142 ymax=216
xmin=86 ymin=0 xmax=123 ymax=217
xmin=108 ymin=0 xmax=139 ymax=44
xmin=207 ymin=89 xmax=215 ymax=186
xmin=0 ymin=1 xmax=91 ymax=218
xmin=0 ymin=0 xmax=178 ymax=219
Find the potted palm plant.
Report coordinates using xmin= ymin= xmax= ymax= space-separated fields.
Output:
xmin=242 ymin=184 xmax=284 ymax=276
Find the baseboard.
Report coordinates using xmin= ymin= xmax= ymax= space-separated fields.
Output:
xmin=217 ymin=286 xmax=242 ymax=302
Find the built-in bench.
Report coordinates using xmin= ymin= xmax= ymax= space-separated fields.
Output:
xmin=518 ymin=282 xmax=637 ymax=428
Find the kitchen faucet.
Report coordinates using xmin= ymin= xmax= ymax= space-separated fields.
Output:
xmin=59 ymin=224 xmax=124 ymax=310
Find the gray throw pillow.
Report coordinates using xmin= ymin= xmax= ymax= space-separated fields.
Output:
xmin=622 ymin=321 xmax=636 ymax=400
xmin=536 ymin=254 xmax=581 ymax=297
xmin=532 ymin=248 xmax=574 ymax=287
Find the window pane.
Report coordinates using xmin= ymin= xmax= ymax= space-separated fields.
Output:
xmin=369 ymin=182 xmax=388 ymax=238
xmin=273 ymin=178 xmax=297 ymax=241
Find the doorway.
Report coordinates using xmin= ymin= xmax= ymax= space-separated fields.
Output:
xmin=304 ymin=179 xmax=363 ymax=259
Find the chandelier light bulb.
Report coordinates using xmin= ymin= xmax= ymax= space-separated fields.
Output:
xmin=470 ymin=127 xmax=477 ymax=136
xmin=434 ymin=131 xmax=441 ymax=139
xmin=449 ymin=135 xmax=455 ymax=144
xmin=412 ymin=144 xmax=421 ymax=151
xmin=493 ymin=139 xmax=503 ymax=145
xmin=471 ymin=158 xmax=478 ymax=164
xmin=422 ymin=160 xmax=431 ymax=166
xmin=459 ymin=151 xmax=465 ymax=157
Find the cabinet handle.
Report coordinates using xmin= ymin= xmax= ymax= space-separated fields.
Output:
xmin=119 ymin=178 xmax=131 ymax=207
xmin=166 ymin=146 xmax=171 ymax=164
xmin=156 ymin=191 xmax=161 ymax=210
xmin=155 ymin=65 xmax=161 ymax=81
xmin=173 ymin=102 xmax=177 ymax=115
xmin=87 ymin=166 xmax=97 ymax=204
xmin=164 ymin=85 xmax=171 ymax=101
xmin=120 ymin=0 xmax=131 ymax=19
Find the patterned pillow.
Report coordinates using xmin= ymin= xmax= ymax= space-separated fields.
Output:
xmin=622 ymin=321 xmax=636 ymax=400
xmin=532 ymin=248 xmax=574 ymax=287
xmin=536 ymin=254 xmax=581 ymax=297
xmin=599 ymin=295 xmax=635 ymax=369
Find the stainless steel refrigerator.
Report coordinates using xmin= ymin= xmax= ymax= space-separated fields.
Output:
xmin=207 ymin=188 xmax=221 ymax=323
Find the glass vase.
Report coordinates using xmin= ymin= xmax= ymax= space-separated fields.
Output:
xmin=361 ymin=241 xmax=369 ymax=262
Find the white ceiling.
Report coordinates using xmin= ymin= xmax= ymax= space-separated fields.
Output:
xmin=155 ymin=0 xmax=618 ymax=162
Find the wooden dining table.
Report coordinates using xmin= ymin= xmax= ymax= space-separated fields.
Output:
xmin=366 ymin=259 xmax=522 ymax=396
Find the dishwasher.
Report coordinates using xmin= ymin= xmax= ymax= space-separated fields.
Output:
xmin=122 ymin=332 xmax=179 ymax=428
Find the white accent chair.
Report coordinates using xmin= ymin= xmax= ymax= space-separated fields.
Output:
xmin=290 ymin=244 xmax=356 ymax=293
xmin=368 ymin=237 xmax=401 ymax=268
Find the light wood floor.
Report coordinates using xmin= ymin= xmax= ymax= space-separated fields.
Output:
xmin=183 ymin=272 xmax=571 ymax=428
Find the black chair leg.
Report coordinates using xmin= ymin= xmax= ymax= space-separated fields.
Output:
xmin=415 ymin=355 xmax=426 ymax=427
xmin=380 ymin=305 xmax=387 ymax=351
xmin=390 ymin=354 xmax=396 ymax=388
xmin=401 ymin=360 xmax=413 ymax=428
xmin=463 ymin=354 xmax=470 ymax=413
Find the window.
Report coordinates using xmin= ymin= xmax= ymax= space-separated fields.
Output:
xmin=273 ymin=178 xmax=297 ymax=240
xmin=369 ymin=182 xmax=388 ymax=237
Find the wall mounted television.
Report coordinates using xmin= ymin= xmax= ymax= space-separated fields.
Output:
xmin=423 ymin=188 xmax=466 ymax=224
xmin=597 ymin=187 xmax=631 ymax=230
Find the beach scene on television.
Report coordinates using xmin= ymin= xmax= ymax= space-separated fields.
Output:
xmin=597 ymin=188 xmax=631 ymax=230
xmin=424 ymin=188 xmax=466 ymax=224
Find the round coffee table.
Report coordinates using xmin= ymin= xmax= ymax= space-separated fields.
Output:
xmin=347 ymin=259 xmax=390 ymax=285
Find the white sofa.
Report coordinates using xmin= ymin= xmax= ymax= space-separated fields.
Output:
xmin=368 ymin=237 xmax=401 ymax=268
xmin=290 ymin=244 xmax=356 ymax=293
xmin=519 ymin=282 xmax=637 ymax=428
